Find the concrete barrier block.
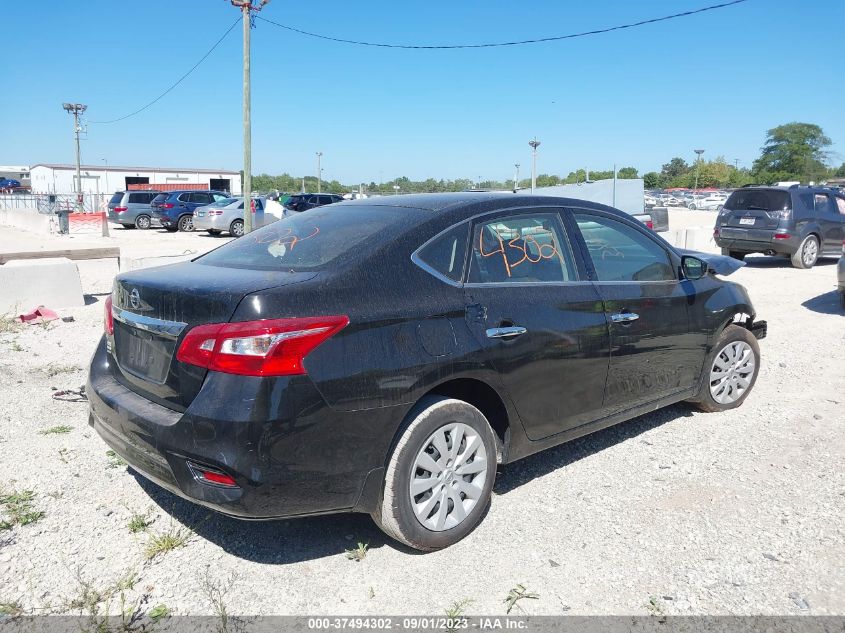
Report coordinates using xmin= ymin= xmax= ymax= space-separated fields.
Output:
xmin=0 ymin=208 xmax=52 ymax=234
xmin=120 ymin=253 xmax=196 ymax=272
xmin=0 ymin=257 xmax=84 ymax=314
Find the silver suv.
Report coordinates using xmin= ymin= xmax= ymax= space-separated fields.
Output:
xmin=107 ymin=191 xmax=161 ymax=229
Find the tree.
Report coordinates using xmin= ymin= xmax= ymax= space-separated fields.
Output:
xmin=661 ymin=157 xmax=690 ymax=180
xmin=752 ymin=122 xmax=832 ymax=183
xmin=643 ymin=171 xmax=662 ymax=189
xmin=616 ymin=166 xmax=638 ymax=179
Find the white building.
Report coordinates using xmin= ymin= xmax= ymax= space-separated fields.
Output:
xmin=29 ymin=164 xmax=242 ymax=196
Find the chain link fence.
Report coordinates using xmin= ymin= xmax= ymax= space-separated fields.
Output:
xmin=0 ymin=193 xmax=110 ymax=214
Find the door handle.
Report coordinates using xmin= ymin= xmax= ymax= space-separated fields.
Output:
xmin=486 ymin=326 xmax=527 ymax=339
xmin=611 ymin=312 xmax=639 ymax=324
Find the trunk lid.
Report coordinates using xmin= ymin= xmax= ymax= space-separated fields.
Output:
xmin=110 ymin=261 xmax=316 ymax=410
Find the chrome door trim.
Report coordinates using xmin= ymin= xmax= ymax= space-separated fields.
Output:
xmin=112 ymin=309 xmax=187 ymax=339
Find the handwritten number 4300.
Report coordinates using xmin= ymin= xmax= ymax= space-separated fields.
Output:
xmin=478 ymin=229 xmax=559 ymax=278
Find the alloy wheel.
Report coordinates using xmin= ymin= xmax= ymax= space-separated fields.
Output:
xmin=802 ymin=238 xmax=818 ymax=267
xmin=231 ymin=220 xmax=244 ymax=237
xmin=179 ymin=215 xmax=193 ymax=232
xmin=409 ymin=423 xmax=488 ymax=532
xmin=709 ymin=340 xmax=755 ymax=404
xmin=135 ymin=215 xmax=151 ymax=230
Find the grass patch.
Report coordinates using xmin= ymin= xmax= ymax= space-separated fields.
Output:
xmin=144 ymin=524 xmax=191 ymax=560
xmin=127 ymin=512 xmax=151 ymax=534
xmin=44 ymin=364 xmax=79 ymax=378
xmin=0 ymin=315 xmax=22 ymax=334
xmin=504 ymin=584 xmax=539 ymax=614
xmin=39 ymin=425 xmax=74 ymax=435
xmin=67 ymin=569 xmax=147 ymax=631
xmin=7 ymin=340 xmax=24 ymax=352
xmin=345 ymin=541 xmax=369 ymax=562
xmin=0 ymin=601 xmax=24 ymax=616
xmin=0 ymin=488 xmax=44 ymax=529
xmin=106 ymin=450 xmax=127 ymax=469
xmin=148 ymin=604 xmax=170 ymax=622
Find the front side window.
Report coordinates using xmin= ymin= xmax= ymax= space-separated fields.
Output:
xmin=574 ymin=213 xmax=676 ymax=282
xmin=416 ymin=223 xmax=469 ymax=282
xmin=468 ymin=213 xmax=575 ymax=284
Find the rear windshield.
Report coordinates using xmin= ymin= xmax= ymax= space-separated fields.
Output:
xmin=724 ymin=189 xmax=791 ymax=212
xmin=152 ymin=194 xmax=168 ymax=203
xmin=109 ymin=193 xmax=124 ymax=205
xmin=197 ymin=204 xmax=410 ymax=271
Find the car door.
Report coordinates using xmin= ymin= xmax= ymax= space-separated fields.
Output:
xmin=813 ymin=193 xmax=845 ymax=256
xmin=569 ymin=210 xmax=700 ymax=413
xmin=462 ymin=210 xmax=610 ymax=440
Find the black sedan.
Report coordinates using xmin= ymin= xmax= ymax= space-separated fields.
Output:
xmin=88 ymin=193 xmax=766 ymax=551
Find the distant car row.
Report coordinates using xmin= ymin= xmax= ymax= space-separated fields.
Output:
xmin=106 ymin=190 xmax=345 ymax=236
xmin=645 ymin=190 xmax=729 ymax=211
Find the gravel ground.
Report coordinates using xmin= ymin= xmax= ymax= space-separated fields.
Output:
xmin=0 ymin=219 xmax=843 ymax=621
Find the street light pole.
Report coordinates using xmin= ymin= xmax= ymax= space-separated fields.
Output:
xmin=693 ymin=148 xmax=705 ymax=193
xmin=316 ymin=152 xmax=323 ymax=193
xmin=231 ymin=0 xmax=270 ymax=235
xmin=514 ymin=163 xmax=520 ymax=192
xmin=62 ymin=103 xmax=87 ymax=211
xmin=528 ymin=138 xmax=541 ymax=193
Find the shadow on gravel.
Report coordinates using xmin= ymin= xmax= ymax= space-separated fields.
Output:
xmin=84 ymin=293 xmax=108 ymax=306
xmin=801 ymin=290 xmax=844 ymax=315
xmin=741 ymin=255 xmax=837 ymax=268
xmin=494 ymin=403 xmax=694 ymax=495
xmin=131 ymin=472 xmax=398 ymax=564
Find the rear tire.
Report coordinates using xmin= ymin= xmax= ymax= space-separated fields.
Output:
xmin=229 ymin=219 xmax=244 ymax=237
xmin=691 ymin=325 xmax=760 ymax=413
xmin=688 ymin=203 xmax=697 ymax=210
xmin=721 ymin=248 xmax=746 ymax=261
xmin=134 ymin=214 xmax=152 ymax=230
xmin=177 ymin=215 xmax=194 ymax=232
xmin=372 ymin=396 xmax=497 ymax=551
xmin=791 ymin=235 xmax=819 ymax=269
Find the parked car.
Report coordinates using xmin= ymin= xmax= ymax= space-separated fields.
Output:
xmin=644 ymin=194 xmax=658 ymax=207
xmin=284 ymin=193 xmax=344 ymax=212
xmin=193 ymin=196 xmax=274 ymax=237
xmin=0 ymin=178 xmax=21 ymax=191
xmin=838 ymin=239 xmax=845 ymax=308
xmin=151 ymin=190 xmax=231 ymax=232
xmin=688 ymin=193 xmax=727 ymax=211
xmin=714 ymin=186 xmax=845 ymax=268
xmin=107 ymin=190 xmax=161 ymax=229
xmin=88 ymin=193 xmax=766 ymax=551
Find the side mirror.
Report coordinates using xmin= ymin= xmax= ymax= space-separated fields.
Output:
xmin=681 ymin=255 xmax=707 ymax=280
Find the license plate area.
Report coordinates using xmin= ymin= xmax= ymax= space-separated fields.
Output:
xmin=113 ymin=321 xmax=176 ymax=384
xmin=739 ymin=217 xmax=755 ymax=225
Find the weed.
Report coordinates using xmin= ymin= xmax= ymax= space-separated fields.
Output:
xmin=445 ymin=598 xmax=474 ymax=632
xmin=646 ymin=596 xmax=665 ymax=616
xmin=148 ymin=604 xmax=170 ymax=622
xmin=0 ymin=488 xmax=44 ymax=528
xmin=57 ymin=449 xmax=70 ymax=464
xmin=0 ymin=601 xmax=23 ymax=616
xmin=44 ymin=364 xmax=79 ymax=378
xmin=144 ymin=523 xmax=191 ymax=560
xmin=8 ymin=340 xmax=24 ymax=352
xmin=202 ymin=569 xmax=243 ymax=633
xmin=368 ymin=587 xmax=375 ymax=599
xmin=106 ymin=450 xmax=127 ymax=469
xmin=504 ymin=584 xmax=539 ymax=614
xmin=345 ymin=541 xmax=369 ymax=562
xmin=128 ymin=512 xmax=151 ymax=534
xmin=0 ymin=315 xmax=22 ymax=334
xmin=39 ymin=425 xmax=74 ymax=435
xmin=67 ymin=570 xmax=149 ymax=632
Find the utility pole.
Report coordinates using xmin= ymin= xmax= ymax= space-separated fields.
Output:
xmin=62 ymin=103 xmax=87 ymax=211
xmin=316 ymin=152 xmax=323 ymax=193
xmin=693 ymin=148 xmax=705 ymax=193
xmin=529 ymin=138 xmax=541 ymax=193
xmin=513 ymin=163 xmax=520 ymax=192
xmin=231 ymin=0 xmax=269 ymax=234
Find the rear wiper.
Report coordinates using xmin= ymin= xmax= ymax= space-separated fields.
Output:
xmin=744 ymin=205 xmax=768 ymax=211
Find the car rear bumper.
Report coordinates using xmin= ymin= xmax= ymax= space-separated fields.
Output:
xmin=715 ymin=232 xmax=799 ymax=255
xmin=87 ymin=337 xmax=387 ymax=519
xmin=192 ymin=216 xmax=225 ymax=231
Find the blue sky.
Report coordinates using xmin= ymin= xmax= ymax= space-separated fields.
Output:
xmin=2 ymin=0 xmax=844 ymax=184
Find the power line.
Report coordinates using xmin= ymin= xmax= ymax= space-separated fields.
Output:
xmin=255 ymin=0 xmax=749 ymax=49
xmin=88 ymin=18 xmax=240 ymax=124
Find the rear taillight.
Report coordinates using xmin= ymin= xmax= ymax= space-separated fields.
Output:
xmin=645 ymin=220 xmax=654 ymax=229
xmin=113 ymin=206 xmax=128 ymax=213
xmin=187 ymin=462 xmax=238 ymax=488
xmin=104 ymin=295 xmax=114 ymax=335
xmin=841 ymin=239 xmax=845 ymax=255
xmin=162 ymin=203 xmax=174 ymax=209
xmin=176 ymin=316 xmax=349 ymax=376
xmin=774 ymin=232 xmax=791 ymax=240
xmin=208 ymin=210 xmax=223 ymax=216
xmin=713 ymin=227 xmax=720 ymax=237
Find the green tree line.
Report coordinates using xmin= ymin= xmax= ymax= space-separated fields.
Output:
xmin=253 ymin=122 xmax=844 ymax=195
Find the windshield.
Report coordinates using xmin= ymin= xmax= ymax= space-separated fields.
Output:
xmin=197 ymin=204 xmax=412 ymax=271
xmin=724 ymin=189 xmax=791 ymax=212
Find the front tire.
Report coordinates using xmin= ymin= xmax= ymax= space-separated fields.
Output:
xmin=692 ymin=325 xmax=760 ymax=413
xmin=688 ymin=203 xmax=697 ymax=210
xmin=372 ymin=397 xmax=497 ymax=551
xmin=791 ymin=235 xmax=819 ymax=269
xmin=134 ymin=214 xmax=152 ymax=230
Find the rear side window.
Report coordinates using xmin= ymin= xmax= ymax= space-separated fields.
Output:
xmin=724 ymin=190 xmax=792 ymax=213
xmin=318 ymin=196 xmax=334 ymax=205
xmin=836 ymin=197 xmax=845 ymax=215
xmin=468 ymin=213 xmax=575 ymax=284
xmin=814 ymin=193 xmax=834 ymax=214
xmin=415 ymin=223 xmax=469 ymax=283
xmin=109 ymin=193 xmax=124 ymax=205
xmin=127 ymin=193 xmax=150 ymax=204
xmin=575 ymin=213 xmax=675 ymax=282
xmin=198 ymin=205 xmax=410 ymax=271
